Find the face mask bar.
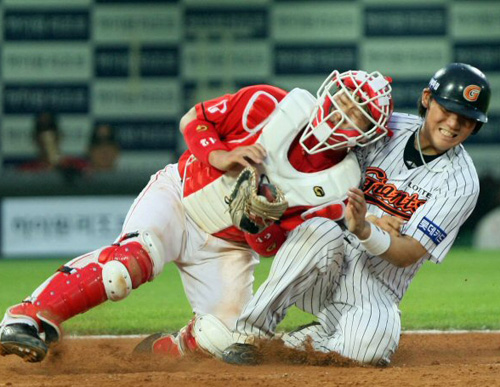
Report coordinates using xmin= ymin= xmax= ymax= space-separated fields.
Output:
xmin=300 ymin=70 xmax=393 ymax=154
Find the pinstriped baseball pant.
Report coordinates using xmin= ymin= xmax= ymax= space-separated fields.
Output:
xmin=234 ymin=217 xmax=401 ymax=366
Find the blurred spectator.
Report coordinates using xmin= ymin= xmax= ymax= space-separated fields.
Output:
xmin=19 ymin=112 xmax=88 ymax=174
xmin=88 ymin=124 xmax=120 ymax=171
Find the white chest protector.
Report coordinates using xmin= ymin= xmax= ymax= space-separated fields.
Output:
xmin=182 ymin=88 xmax=361 ymax=234
xmin=255 ymin=88 xmax=361 ymax=208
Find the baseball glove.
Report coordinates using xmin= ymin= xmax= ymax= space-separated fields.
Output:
xmin=225 ymin=167 xmax=288 ymax=234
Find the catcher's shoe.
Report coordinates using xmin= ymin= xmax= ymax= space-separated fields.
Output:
xmin=222 ymin=343 xmax=262 ymax=366
xmin=0 ymin=323 xmax=48 ymax=362
xmin=133 ymin=332 xmax=182 ymax=357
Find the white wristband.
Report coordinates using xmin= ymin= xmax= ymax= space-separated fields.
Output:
xmin=359 ymin=222 xmax=391 ymax=256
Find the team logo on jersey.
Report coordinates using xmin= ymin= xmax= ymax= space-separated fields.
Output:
xmin=313 ymin=186 xmax=325 ymax=197
xmin=418 ymin=217 xmax=447 ymax=245
xmin=196 ymin=124 xmax=209 ymax=132
xmin=463 ymin=85 xmax=481 ymax=102
xmin=266 ymin=242 xmax=277 ymax=252
xmin=363 ymin=167 xmax=427 ymax=220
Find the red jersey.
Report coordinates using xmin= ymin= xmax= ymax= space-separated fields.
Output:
xmin=178 ymin=85 xmax=348 ymax=244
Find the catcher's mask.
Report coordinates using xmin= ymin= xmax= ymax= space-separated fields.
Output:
xmin=300 ymin=70 xmax=393 ymax=154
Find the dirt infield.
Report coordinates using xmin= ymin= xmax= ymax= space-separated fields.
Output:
xmin=1 ymin=333 xmax=500 ymax=386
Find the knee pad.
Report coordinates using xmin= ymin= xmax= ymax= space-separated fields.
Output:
xmin=192 ymin=314 xmax=233 ymax=359
xmin=101 ymin=261 xmax=133 ymax=301
xmin=153 ymin=315 xmax=233 ymax=359
xmin=120 ymin=230 xmax=165 ymax=279
xmin=99 ymin=230 xmax=165 ymax=301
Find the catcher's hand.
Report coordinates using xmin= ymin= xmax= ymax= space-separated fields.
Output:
xmin=225 ymin=167 xmax=288 ymax=234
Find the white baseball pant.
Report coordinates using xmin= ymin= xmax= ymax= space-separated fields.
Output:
xmin=233 ymin=218 xmax=400 ymax=365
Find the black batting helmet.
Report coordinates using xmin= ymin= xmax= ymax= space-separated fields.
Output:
xmin=428 ymin=63 xmax=491 ymax=132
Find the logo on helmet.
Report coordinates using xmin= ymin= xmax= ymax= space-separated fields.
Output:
xmin=463 ymin=85 xmax=481 ymax=102
xmin=429 ymin=78 xmax=440 ymax=91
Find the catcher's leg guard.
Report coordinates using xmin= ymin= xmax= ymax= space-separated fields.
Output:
xmin=4 ymin=230 xmax=163 ymax=346
xmin=134 ymin=332 xmax=183 ymax=357
xmin=98 ymin=231 xmax=162 ymax=301
xmin=133 ymin=314 xmax=233 ymax=359
xmin=6 ymin=262 xmax=108 ymax=344
xmin=133 ymin=318 xmax=198 ymax=358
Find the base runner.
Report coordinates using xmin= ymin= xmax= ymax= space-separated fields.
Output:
xmin=0 ymin=69 xmax=393 ymax=362
xmin=222 ymin=63 xmax=491 ymax=366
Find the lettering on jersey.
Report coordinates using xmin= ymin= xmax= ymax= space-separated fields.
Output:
xmin=207 ymin=100 xmax=228 ymax=114
xmin=408 ymin=182 xmax=432 ymax=199
xmin=463 ymin=85 xmax=481 ymax=102
xmin=314 ymin=186 xmax=325 ymax=197
xmin=417 ymin=217 xmax=447 ymax=245
xmin=363 ymin=167 xmax=427 ymax=220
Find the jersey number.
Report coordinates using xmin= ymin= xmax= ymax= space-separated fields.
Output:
xmin=200 ymin=137 xmax=217 ymax=147
xmin=207 ymin=100 xmax=228 ymax=114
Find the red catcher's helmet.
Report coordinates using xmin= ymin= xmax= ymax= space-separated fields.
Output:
xmin=300 ymin=70 xmax=394 ymax=154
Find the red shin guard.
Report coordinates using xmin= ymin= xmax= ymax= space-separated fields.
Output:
xmin=8 ymin=263 xmax=106 ymax=343
xmin=7 ymin=240 xmax=154 ymax=343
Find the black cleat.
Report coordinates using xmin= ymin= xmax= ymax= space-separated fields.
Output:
xmin=222 ymin=343 xmax=261 ymax=365
xmin=0 ymin=323 xmax=48 ymax=362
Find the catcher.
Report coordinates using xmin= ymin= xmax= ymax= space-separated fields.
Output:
xmin=0 ymin=69 xmax=393 ymax=362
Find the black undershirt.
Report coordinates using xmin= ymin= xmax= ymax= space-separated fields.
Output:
xmin=403 ymin=130 xmax=441 ymax=169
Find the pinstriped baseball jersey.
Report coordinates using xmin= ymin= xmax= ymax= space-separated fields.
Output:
xmin=349 ymin=112 xmax=480 ymax=300
xmin=231 ymin=111 xmax=480 ymax=366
